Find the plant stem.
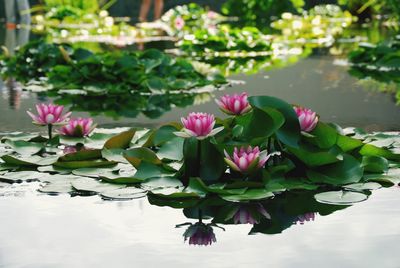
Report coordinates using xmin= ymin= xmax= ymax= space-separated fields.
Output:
xmin=47 ymin=124 xmax=53 ymax=140
xmin=197 ymin=139 xmax=202 ymax=176
xmin=198 ymin=209 xmax=203 ymax=223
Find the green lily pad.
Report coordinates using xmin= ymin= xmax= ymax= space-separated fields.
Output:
xmin=71 ymin=177 xmax=124 ymax=194
xmin=0 ymin=171 xmax=49 ymax=183
xmin=1 ymin=155 xmax=59 ymax=166
xmin=221 ymin=188 xmax=274 ymax=202
xmin=53 ymin=160 xmax=117 ymax=169
xmin=104 ymin=130 xmax=136 ymax=149
xmin=102 ymin=148 xmax=129 ymax=164
xmin=4 ymin=140 xmax=44 ymax=155
xmin=314 ymin=190 xmax=368 ymax=205
xmin=100 ymin=187 xmax=147 ymax=200
xmin=344 ymin=182 xmax=382 ymax=191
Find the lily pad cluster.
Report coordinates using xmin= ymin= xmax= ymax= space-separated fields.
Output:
xmin=348 ymin=37 xmax=400 ymax=104
xmin=158 ymin=3 xmax=228 ymax=37
xmin=0 ymin=40 xmax=227 ymax=95
xmin=0 ymin=94 xmax=399 ymax=206
xmin=271 ymin=5 xmax=354 ymax=46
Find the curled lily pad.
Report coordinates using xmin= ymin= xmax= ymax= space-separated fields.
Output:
xmin=1 ymin=155 xmax=59 ymax=166
xmin=104 ymin=130 xmax=136 ymax=149
xmin=314 ymin=190 xmax=368 ymax=205
xmin=100 ymin=187 xmax=147 ymax=200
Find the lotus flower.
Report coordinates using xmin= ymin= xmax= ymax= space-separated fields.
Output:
xmin=294 ymin=212 xmax=316 ymax=225
xmin=215 ymin=92 xmax=252 ymax=115
xmin=224 ymin=146 xmax=271 ymax=174
xmin=294 ymin=106 xmax=318 ymax=132
xmin=174 ymin=16 xmax=185 ymax=30
xmin=59 ymin=118 xmax=96 ymax=137
xmin=233 ymin=204 xmax=271 ymax=224
xmin=27 ymin=103 xmax=71 ymax=126
xmin=183 ymin=222 xmax=216 ymax=246
xmin=174 ymin=112 xmax=223 ymax=140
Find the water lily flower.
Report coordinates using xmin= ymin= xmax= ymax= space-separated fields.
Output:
xmin=27 ymin=103 xmax=71 ymax=126
xmin=174 ymin=16 xmax=185 ymax=30
xmin=233 ymin=204 xmax=271 ymax=224
xmin=224 ymin=146 xmax=271 ymax=174
xmin=174 ymin=112 xmax=223 ymax=140
xmin=207 ymin=11 xmax=218 ymax=19
xmin=182 ymin=222 xmax=216 ymax=246
xmin=59 ymin=118 xmax=96 ymax=137
xmin=294 ymin=212 xmax=316 ymax=225
xmin=215 ymin=92 xmax=252 ymax=115
xmin=294 ymin=106 xmax=319 ymax=132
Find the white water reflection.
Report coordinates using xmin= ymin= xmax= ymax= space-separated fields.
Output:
xmin=0 ymin=185 xmax=399 ymax=268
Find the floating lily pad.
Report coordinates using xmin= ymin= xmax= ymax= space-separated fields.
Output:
xmin=1 ymin=155 xmax=59 ymax=166
xmin=344 ymin=182 xmax=382 ymax=191
xmin=39 ymin=181 xmax=74 ymax=194
xmin=4 ymin=140 xmax=44 ymax=155
xmin=0 ymin=171 xmax=49 ymax=183
xmin=53 ymin=160 xmax=117 ymax=169
xmin=102 ymin=148 xmax=129 ymax=164
xmin=314 ymin=190 xmax=368 ymax=205
xmin=71 ymin=177 xmax=124 ymax=194
xmin=149 ymin=187 xmax=200 ymax=199
xmin=100 ymin=187 xmax=147 ymax=200
xmin=142 ymin=176 xmax=183 ymax=189
xmin=221 ymin=188 xmax=274 ymax=202
xmin=38 ymin=165 xmax=72 ymax=174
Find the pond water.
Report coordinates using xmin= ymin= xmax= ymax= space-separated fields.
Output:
xmin=0 ymin=183 xmax=399 ymax=267
xmin=1 ymin=39 xmax=400 ymax=134
xmin=1 ymin=5 xmax=400 ymax=267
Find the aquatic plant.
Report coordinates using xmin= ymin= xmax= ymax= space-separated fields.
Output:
xmin=216 ymin=93 xmax=252 ymax=116
xmin=174 ymin=113 xmax=223 ymax=140
xmin=59 ymin=118 xmax=96 ymax=137
xmin=294 ymin=106 xmax=319 ymax=133
xmin=347 ymin=37 xmax=400 ymax=104
xmin=181 ymin=222 xmax=217 ymax=246
xmin=271 ymin=5 xmax=354 ymax=47
xmin=224 ymin=146 xmax=271 ymax=174
xmin=0 ymin=40 xmax=227 ymax=95
xmin=221 ymin=0 xmax=305 ymax=27
xmin=27 ymin=103 xmax=71 ymax=139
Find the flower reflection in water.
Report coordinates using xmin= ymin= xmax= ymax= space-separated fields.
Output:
xmin=294 ymin=212 xmax=316 ymax=225
xmin=181 ymin=222 xmax=217 ymax=246
xmin=232 ymin=204 xmax=271 ymax=225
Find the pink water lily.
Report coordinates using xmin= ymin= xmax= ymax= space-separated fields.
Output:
xmin=59 ymin=118 xmax=96 ymax=137
xmin=183 ymin=223 xmax=216 ymax=246
xmin=27 ymin=103 xmax=71 ymax=126
xmin=233 ymin=204 xmax=271 ymax=224
xmin=224 ymin=146 xmax=272 ymax=174
xmin=174 ymin=16 xmax=185 ymax=30
xmin=294 ymin=106 xmax=319 ymax=132
xmin=174 ymin=112 xmax=223 ymax=140
xmin=215 ymin=92 xmax=252 ymax=115
xmin=207 ymin=11 xmax=218 ymax=19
